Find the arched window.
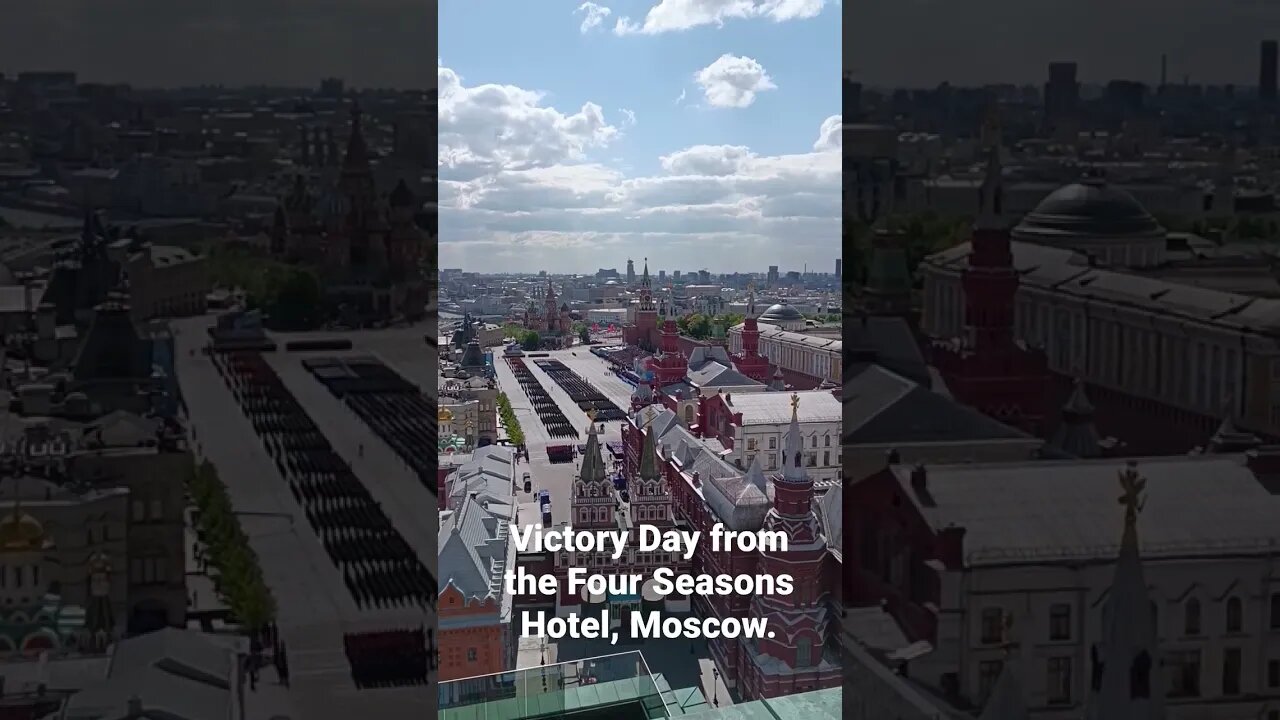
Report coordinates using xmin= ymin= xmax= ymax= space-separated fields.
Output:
xmin=1130 ymin=651 xmax=1151 ymax=698
xmin=1226 ymin=597 xmax=1243 ymax=633
xmin=684 ymin=406 xmax=694 ymax=425
xmin=1184 ymin=598 xmax=1201 ymax=636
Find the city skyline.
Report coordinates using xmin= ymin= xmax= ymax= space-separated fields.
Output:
xmin=848 ymin=0 xmax=1280 ymax=88
xmin=438 ymin=0 xmax=840 ymax=274
xmin=0 ymin=1 xmax=433 ymax=90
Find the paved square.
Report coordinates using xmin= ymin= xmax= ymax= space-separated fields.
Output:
xmin=172 ymin=317 xmax=436 ymax=718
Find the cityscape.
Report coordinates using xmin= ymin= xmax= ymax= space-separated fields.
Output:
xmin=846 ymin=5 xmax=1280 ymax=719
xmin=0 ymin=2 xmax=436 ymax=716
xmin=437 ymin=1 xmax=841 ymax=719
xmin=5 ymin=2 xmax=1280 ymax=720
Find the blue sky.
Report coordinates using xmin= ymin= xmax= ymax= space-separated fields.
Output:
xmin=438 ymin=0 xmax=842 ymax=274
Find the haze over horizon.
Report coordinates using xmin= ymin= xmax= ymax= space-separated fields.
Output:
xmin=848 ymin=0 xmax=1280 ymax=88
xmin=0 ymin=1 xmax=433 ymax=90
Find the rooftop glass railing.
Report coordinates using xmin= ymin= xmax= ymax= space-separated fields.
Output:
xmin=440 ymin=651 xmax=670 ymax=720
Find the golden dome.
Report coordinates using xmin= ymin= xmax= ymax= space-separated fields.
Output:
xmin=438 ymin=407 xmax=454 ymax=423
xmin=0 ymin=511 xmax=45 ymax=552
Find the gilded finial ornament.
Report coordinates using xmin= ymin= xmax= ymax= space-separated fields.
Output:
xmin=586 ymin=408 xmax=598 ymax=424
xmin=999 ymin=613 xmax=1018 ymax=656
xmin=1118 ymin=462 xmax=1146 ymax=526
xmin=790 ymin=392 xmax=800 ymax=418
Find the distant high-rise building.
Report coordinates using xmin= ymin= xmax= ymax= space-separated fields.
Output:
xmin=845 ymin=75 xmax=863 ymax=121
xmin=767 ymin=265 xmax=779 ymax=286
xmin=320 ymin=77 xmax=345 ymax=98
xmin=626 ymin=258 xmax=636 ymax=286
xmin=658 ymin=270 xmax=666 ymax=282
xmin=1043 ymin=62 xmax=1079 ymax=131
xmin=835 ymin=258 xmax=843 ymax=278
xmin=1262 ymin=41 xmax=1278 ymax=103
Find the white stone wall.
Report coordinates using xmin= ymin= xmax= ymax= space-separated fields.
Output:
xmin=912 ymin=554 xmax=1280 ymax=718
xmin=736 ymin=421 xmax=841 ymax=482
xmin=920 ymin=264 xmax=1273 ymax=422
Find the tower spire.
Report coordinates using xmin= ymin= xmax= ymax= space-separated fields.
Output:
xmin=977 ymin=143 xmax=1004 ymax=230
xmin=638 ymin=426 xmax=660 ymax=481
xmin=578 ymin=410 xmax=606 ymax=484
xmin=1086 ymin=462 xmax=1164 ymax=720
xmin=979 ymin=616 xmax=1030 ymax=720
xmin=781 ymin=393 xmax=807 ymax=484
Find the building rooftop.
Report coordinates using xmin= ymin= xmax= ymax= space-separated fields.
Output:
xmin=63 ymin=628 xmax=246 ymax=720
xmin=889 ymin=455 xmax=1280 ymax=567
xmin=726 ymin=390 xmax=840 ymax=425
xmin=843 ymin=365 xmax=1032 ymax=446
xmin=924 ymin=238 xmax=1280 ymax=337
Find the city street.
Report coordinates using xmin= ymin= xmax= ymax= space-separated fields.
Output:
xmin=172 ymin=317 xmax=433 ymax=718
xmin=492 ymin=346 xmax=735 ymax=705
xmin=492 ymin=348 xmax=627 ymax=527
xmin=266 ymin=350 xmax=438 ymax=565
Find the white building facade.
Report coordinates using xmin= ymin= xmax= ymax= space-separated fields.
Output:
xmin=723 ymin=390 xmax=841 ymax=485
xmin=727 ymin=323 xmax=842 ymax=386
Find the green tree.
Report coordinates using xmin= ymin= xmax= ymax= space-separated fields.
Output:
xmin=257 ymin=268 xmax=321 ymax=330
xmin=522 ymin=331 xmax=541 ymax=350
xmin=689 ymin=314 xmax=711 ymax=338
xmin=579 ymin=326 xmax=590 ymax=344
xmin=716 ymin=312 xmax=745 ymax=328
xmin=502 ymin=323 xmax=526 ymax=341
xmin=497 ymin=392 xmax=525 ymax=446
xmin=677 ymin=313 xmax=711 ymax=338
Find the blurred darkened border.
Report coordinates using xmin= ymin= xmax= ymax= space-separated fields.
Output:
xmin=840 ymin=2 xmax=856 ymax=717
xmin=425 ymin=0 xmax=442 ymax=707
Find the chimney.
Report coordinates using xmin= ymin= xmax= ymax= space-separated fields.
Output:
xmin=724 ymin=393 xmax=731 ymax=403
xmin=886 ymin=448 xmax=901 ymax=466
xmin=910 ymin=463 xmax=927 ymax=491
xmin=937 ymin=525 xmax=967 ymax=568
xmin=692 ymin=471 xmax=700 ymax=486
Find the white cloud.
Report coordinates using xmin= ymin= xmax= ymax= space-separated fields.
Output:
xmin=438 ymin=64 xmax=620 ymax=180
xmin=812 ymin=114 xmax=842 ymax=151
xmin=675 ymin=89 xmax=687 ymax=105
xmin=614 ymin=0 xmax=827 ymax=35
xmin=618 ymin=108 xmax=637 ymax=126
xmin=694 ymin=54 xmax=776 ymax=108
xmin=575 ymin=2 xmax=612 ymax=33
xmin=437 ymin=62 xmax=839 ymax=272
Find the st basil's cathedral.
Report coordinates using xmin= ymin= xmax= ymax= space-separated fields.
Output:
xmin=268 ymin=101 xmax=429 ymax=322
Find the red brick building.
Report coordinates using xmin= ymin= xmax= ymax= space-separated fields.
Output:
xmin=931 ymin=149 xmax=1050 ymax=435
xmin=623 ymin=394 xmax=841 ymax=700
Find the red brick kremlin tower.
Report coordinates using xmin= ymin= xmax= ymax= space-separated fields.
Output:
xmin=730 ymin=287 xmax=770 ymax=381
xmin=742 ymin=394 xmax=838 ymax=698
xmin=554 ymin=413 xmax=617 ymax=613
xmin=623 ymin=258 xmax=660 ymax=351
xmin=648 ymin=320 xmax=689 ymax=386
xmin=731 ymin=319 xmax=771 ymax=383
xmin=630 ymin=418 xmax=675 ymax=528
xmin=931 ymin=145 xmax=1049 ymax=433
